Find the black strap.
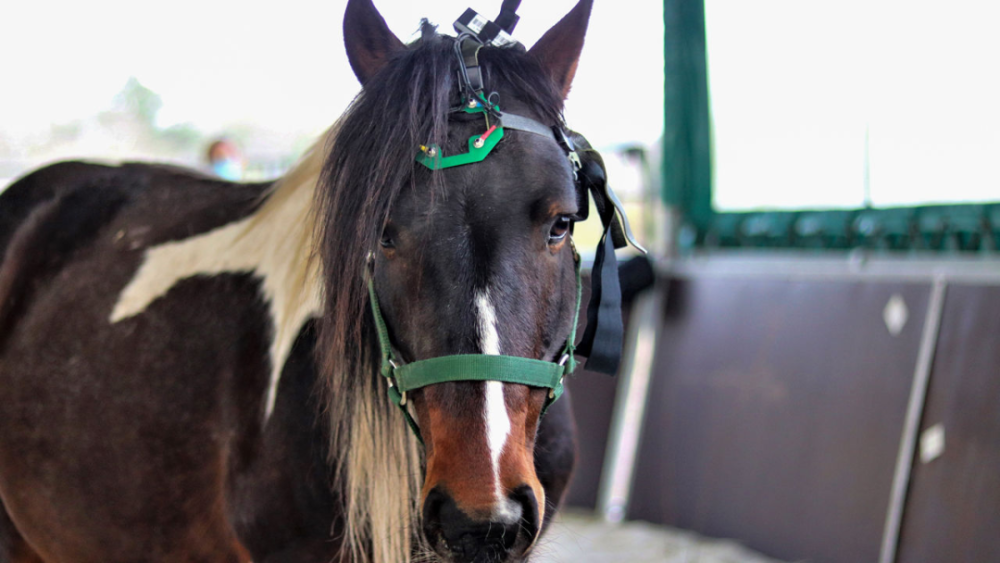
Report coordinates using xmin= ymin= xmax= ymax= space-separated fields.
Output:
xmin=500 ymin=113 xmax=557 ymax=138
xmin=456 ymin=35 xmax=485 ymax=94
xmin=602 ymin=182 xmax=637 ymax=250
xmin=455 ymin=8 xmax=519 ymax=48
xmin=578 ymin=153 xmax=636 ymax=252
xmin=573 ymin=159 xmax=626 ymax=376
xmin=495 ymin=0 xmax=521 ymax=33
xmin=592 ymin=181 xmax=628 ymax=250
xmin=576 ymin=211 xmax=624 ymax=376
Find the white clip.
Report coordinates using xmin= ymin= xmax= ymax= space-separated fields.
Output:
xmin=568 ymin=152 xmax=582 ymax=171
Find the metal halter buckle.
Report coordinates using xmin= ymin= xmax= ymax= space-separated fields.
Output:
xmin=549 ymin=377 xmax=565 ymax=399
xmin=385 ymin=363 xmax=407 ymax=406
xmin=568 ymin=151 xmax=582 ymax=172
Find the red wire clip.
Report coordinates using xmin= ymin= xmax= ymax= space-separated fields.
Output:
xmin=477 ymin=125 xmax=498 ymax=146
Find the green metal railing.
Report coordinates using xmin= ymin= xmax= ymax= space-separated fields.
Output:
xmin=701 ymin=205 xmax=1000 ymax=252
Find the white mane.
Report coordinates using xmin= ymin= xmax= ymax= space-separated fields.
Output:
xmin=109 ymin=126 xmax=422 ymax=562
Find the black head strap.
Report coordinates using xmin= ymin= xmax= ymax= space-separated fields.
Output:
xmin=455 ymin=34 xmax=486 ymax=97
xmin=495 ymin=0 xmax=522 ymax=33
xmin=573 ymin=157 xmax=624 ymax=375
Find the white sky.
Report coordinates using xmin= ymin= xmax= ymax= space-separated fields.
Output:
xmin=0 ymin=0 xmax=664 ymax=148
xmin=707 ymin=0 xmax=1000 ymax=210
xmin=8 ymin=0 xmax=991 ymax=209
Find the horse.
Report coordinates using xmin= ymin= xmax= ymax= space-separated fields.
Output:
xmin=0 ymin=0 xmax=624 ymax=561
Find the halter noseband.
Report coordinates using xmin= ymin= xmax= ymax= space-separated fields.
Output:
xmin=369 ymin=7 xmax=642 ymax=441
xmin=368 ymin=246 xmax=582 ymax=440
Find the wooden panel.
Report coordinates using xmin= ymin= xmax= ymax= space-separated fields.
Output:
xmin=563 ymin=252 xmax=655 ymax=509
xmin=560 ymin=272 xmax=618 ymax=509
xmin=897 ymin=284 xmax=1000 ymax=563
xmin=628 ymin=277 xmax=931 ymax=563
xmin=563 ymin=369 xmax=619 ymax=508
xmin=562 ymin=292 xmax=632 ymax=509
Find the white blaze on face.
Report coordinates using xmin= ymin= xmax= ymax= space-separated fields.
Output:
xmin=475 ymin=289 xmax=521 ymax=522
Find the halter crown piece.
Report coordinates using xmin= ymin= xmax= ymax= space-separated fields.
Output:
xmin=370 ymin=3 xmax=645 ymax=442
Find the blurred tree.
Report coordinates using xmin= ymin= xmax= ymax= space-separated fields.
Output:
xmin=97 ymin=77 xmax=202 ymax=154
xmin=112 ymin=77 xmax=163 ymax=127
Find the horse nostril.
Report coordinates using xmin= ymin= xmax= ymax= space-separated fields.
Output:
xmin=422 ymin=487 xmax=537 ymax=561
xmin=510 ymin=485 xmax=540 ymax=541
xmin=422 ymin=487 xmax=448 ymax=547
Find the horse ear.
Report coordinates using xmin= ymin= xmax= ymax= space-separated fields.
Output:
xmin=343 ymin=0 xmax=404 ymax=85
xmin=528 ymin=0 xmax=593 ymax=99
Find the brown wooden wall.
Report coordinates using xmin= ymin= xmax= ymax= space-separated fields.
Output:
xmin=563 ymin=369 xmax=618 ymax=508
xmin=564 ymin=267 xmax=1000 ymax=563
xmin=562 ymin=276 xmax=628 ymax=509
xmin=626 ymin=277 xmax=931 ymax=562
xmin=896 ymin=284 xmax=1000 ymax=563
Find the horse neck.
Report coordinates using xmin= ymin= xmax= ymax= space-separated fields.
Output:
xmin=242 ymin=131 xmax=335 ymax=416
xmin=110 ymin=128 xmax=333 ymax=419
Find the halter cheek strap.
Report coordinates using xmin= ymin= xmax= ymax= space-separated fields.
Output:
xmin=368 ymin=251 xmax=582 ymax=442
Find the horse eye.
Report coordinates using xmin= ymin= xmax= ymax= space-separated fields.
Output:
xmin=380 ymin=229 xmax=395 ymax=249
xmin=548 ymin=216 xmax=571 ymax=244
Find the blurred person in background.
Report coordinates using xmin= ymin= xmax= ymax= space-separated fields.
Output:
xmin=206 ymin=138 xmax=244 ymax=181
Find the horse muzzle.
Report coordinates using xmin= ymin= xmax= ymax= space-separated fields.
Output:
xmin=422 ymin=485 xmax=540 ymax=563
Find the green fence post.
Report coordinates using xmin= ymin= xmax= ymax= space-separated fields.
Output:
xmin=663 ymin=0 xmax=712 ymax=245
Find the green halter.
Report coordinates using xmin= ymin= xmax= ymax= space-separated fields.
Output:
xmin=367 ymin=248 xmax=582 ymax=441
xmin=377 ymin=32 xmax=596 ymax=442
xmin=415 ymin=92 xmax=503 ymax=170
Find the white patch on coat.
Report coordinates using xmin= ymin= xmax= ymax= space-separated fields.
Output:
xmin=109 ymin=139 xmax=327 ymax=420
xmin=107 ymin=128 xmax=420 ymax=563
xmin=475 ymin=290 xmax=520 ymax=522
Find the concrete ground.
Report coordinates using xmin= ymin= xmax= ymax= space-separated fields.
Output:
xmin=535 ymin=510 xmax=786 ymax=563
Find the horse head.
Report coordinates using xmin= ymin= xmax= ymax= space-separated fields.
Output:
xmin=320 ymin=1 xmax=600 ymax=561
